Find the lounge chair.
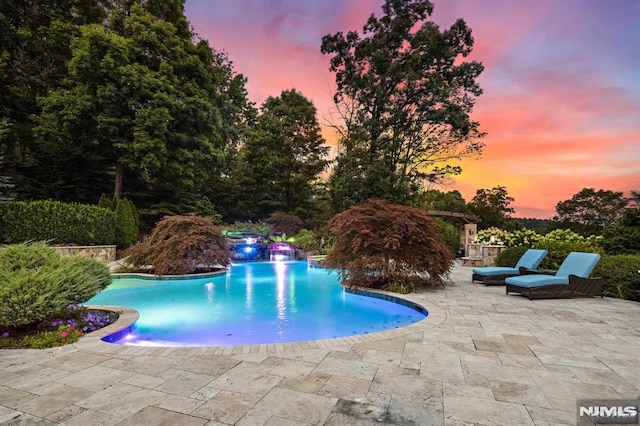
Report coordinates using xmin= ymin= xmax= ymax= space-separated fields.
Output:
xmin=471 ymin=249 xmax=548 ymax=285
xmin=505 ymin=252 xmax=602 ymax=300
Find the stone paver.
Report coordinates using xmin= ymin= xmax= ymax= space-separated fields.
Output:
xmin=1 ymin=262 xmax=639 ymax=425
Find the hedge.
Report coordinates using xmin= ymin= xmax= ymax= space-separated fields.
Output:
xmin=496 ymin=246 xmax=529 ymax=267
xmin=533 ymin=240 xmax=603 ymax=270
xmin=0 ymin=200 xmax=115 ymax=245
xmin=592 ymin=254 xmax=640 ymax=301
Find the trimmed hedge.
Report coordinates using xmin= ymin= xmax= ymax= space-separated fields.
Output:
xmin=0 ymin=242 xmax=112 ymax=326
xmin=0 ymin=200 xmax=115 ymax=245
xmin=533 ymin=240 xmax=602 ymax=270
xmin=592 ymin=254 xmax=640 ymax=301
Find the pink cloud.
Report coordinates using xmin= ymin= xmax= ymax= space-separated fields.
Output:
xmin=185 ymin=0 xmax=640 ymax=219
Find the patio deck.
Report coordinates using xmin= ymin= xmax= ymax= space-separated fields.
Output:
xmin=1 ymin=261 xmax=639 ymax=425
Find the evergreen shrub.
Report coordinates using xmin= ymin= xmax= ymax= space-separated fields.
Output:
xmin=0 ymin=200 xmax=115 ymax=245
xmin=114 ymin=198 xmax=138 ymax=248
xmin=0 ymin=242 xmax=112 ymax=326
xmin=592 ymin=254 xmax=640 ymax=301
xmin=97 ymin=193 xmax=112 ymax=210
xmin=434 ymin=218 xmax=460 ymax=255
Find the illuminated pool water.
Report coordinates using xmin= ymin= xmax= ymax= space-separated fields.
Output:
xmin=86 ymin=261 xmax=427 ymax=347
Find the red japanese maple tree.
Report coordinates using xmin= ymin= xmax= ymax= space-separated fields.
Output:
xmin=324 ymin=199 xmax=454 ymax=288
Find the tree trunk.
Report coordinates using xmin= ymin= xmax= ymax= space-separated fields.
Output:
xmin=114 ymin=159 xmax=123 ymax=201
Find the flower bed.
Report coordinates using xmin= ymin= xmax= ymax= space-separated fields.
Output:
xmin=0 ymin=304 xmax=119 ymax=349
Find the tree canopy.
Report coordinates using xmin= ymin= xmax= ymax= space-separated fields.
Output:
xmin=468 ymin=186 xmax=514 ymax=229
xmin=233 ymin=89 xmax=328 ymax=221
xmin=554 ymin=188 xmax=629 ymax=232
xmin=1 ymin=0 xmax=254 ymax=227
xmin=321 ymin=0 xmax=485 ymax=210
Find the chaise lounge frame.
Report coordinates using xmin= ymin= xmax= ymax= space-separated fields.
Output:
xmin=505 ymin=274 xmax=603 ymax=300
xmin=472 ymin=267 xmax=540 ymax=286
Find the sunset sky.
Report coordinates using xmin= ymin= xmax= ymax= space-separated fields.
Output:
xmin=184 ymin=0 xmax=640 ymax=218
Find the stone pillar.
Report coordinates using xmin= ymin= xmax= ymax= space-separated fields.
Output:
xmin=462 ymin=223 xmax=477 ymax=257
xmin=481 ymin=245 xmax=507 ymax=266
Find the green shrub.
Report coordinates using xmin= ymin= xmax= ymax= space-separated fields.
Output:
xmin=592 ymin=254 xmax=640 ymax=301
xmin=496 ymin=246 xmax=529 ymax=267
xmin=294 ymin=227 xmax=336 ymax=254
xmin=0 ymin=242 xmax=112 ymax=326
xmin=533 ymin=240 xmax=603 ymax=270
xmin=0 ymin=240 xmax=59 ymax=271
xmin=19 ymin=325 xmax=83 ymax=349
xmin=601 ymin=209 xmax=640 ymax=255
xmin=0 ymin=200 xmax=115 ymax=245
xmin=294 ymin=229 xmax=320 ymax=252
xmin=114 ymin=198 xmax=138 ymax=248
xmin=476 ymin=227 xmax=603 ymax=249
xmin=224 ymin=221 xmax=271 ymax=237
xmin=477 ymin=227 xmax=542 ymax=247
xmin=434 ymin=218 xmax=460 ymax=255
xmin=97 ymin=193 xmax=112 ymax=210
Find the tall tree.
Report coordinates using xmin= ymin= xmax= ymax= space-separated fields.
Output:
xmin=419 ymin=189 xmax=469 ymax=214
xmin=602 ymin=208 xmax=640 ymax=254
xmin=234 ymin=89 xmax=328 ymax=221
xmin=33 ymin=0 xmax=251 ymax=218
xmin=468 ymin=186 xmax=514 ymax=229
xmin=0 ymin=0 xmax=109 ymax=200
xmin=321 ymin=0 xmax=485 ymax=210
xmin=553 ymin=188 xmax=629 ymax=232
xmin=629 ymin=189 xmax=640 ymax=208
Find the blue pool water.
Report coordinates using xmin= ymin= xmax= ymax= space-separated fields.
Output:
xmin=86 ymin=261 xmax=427 ymax=347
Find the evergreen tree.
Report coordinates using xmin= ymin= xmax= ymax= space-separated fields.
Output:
xmin=0 ymin=0 xmax=109 ymax=201
xmin=114 ymin=198 xmax=138 ymax=248
xmin=0 ymin=156 xmax=15 ymax=202
xmin=234 ymin=89 xmax=328 ymax=220
xmin=3 ymin=0 xmax=252 ymax=219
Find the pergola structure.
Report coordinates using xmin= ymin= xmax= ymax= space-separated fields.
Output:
xmin=425 ymin=210 xmax=481 ymax=223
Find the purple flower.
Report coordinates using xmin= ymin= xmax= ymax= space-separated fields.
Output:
xmin=1 ymin=332 xmax=9 ymax=338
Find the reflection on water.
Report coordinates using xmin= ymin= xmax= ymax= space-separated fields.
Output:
xmin=87 ymin=261 xmax=426 ymax=346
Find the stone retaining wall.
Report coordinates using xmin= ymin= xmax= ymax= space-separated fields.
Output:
xmin=53 ymin=245 xmax=116 ymax=262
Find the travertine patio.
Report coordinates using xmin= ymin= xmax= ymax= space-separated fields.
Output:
xmin=1 ymin=262 xmax=639 ymax=425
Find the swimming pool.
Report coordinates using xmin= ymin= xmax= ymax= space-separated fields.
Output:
xmin=86 ymin=261 xmax=427 ymax=347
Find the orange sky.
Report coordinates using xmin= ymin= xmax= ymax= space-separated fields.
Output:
xmin=185 ymin=0 xmax=640 ymax=218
